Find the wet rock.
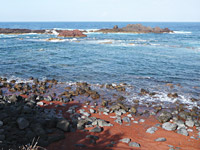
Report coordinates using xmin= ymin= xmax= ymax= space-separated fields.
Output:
xmin=115 ymin=117 xmax=122 ymax=124
xmin=119 ymin=138 xmax=131 ymax=143
xmin=122 ymin=117 xmax=131 ymax=123
xmin=146 ymin=127 xmax=158 ymax=134
xmin=17 ymin=117 xmax=29 ymax=129
xmin=37 ymin=101 xmax=44 ymax=106
xmin=91 ymin=93 xmax=100 ymax=100
xmin=86 ymin=135 xmax=99 ymax=140
xmin=179 ymin=111 xmax=188 ymax=120
xmin=174 ymin=120 xmax=186 ymax=129
xmin=82 ymin=112 xmax=91 ymax=117
xmin=140 ymin=89 xmax=149 ymax=95
xmin=90 ymin=126 xmax=103 ymax=133
xmin=185 ymin=119 xmax=194 ymax=127
xmin=162 ymin=122 xmax=177 ymax=131
xmin=117 ymin=96 xmax=125 ymax=101
xmin=9 ymin=94 xmax=18 ymax=102
xmin=115 ymin=111 xmax=122 ymax=116
xmin=167 ymin=93 xmax=178 ymax=98
xmin=96 ymin=119 xmax=113 ymax=127
xmin=130 ymin=107 xmax=137 ymax=114
xmin=155 ymin=137 xmax=166 ymax=142
xmin=113 ymin=25 xmax=118 ymax=29
xmin=177 ymin=128 xmax=188 ymax=136
xmin=157 ymin=111 xmax=172 ymax=123
xmin=129 ymin=142 xmax=141 ymax=147
xmin=101 ymin=100 xmax=108 ymax=107
xmin=56 ymin=119 xmax=70 ymax=132
xmin=77 ymin=120 xmax=87 ymax=130
xmin=89 ymin=109 xmax=95 ymax=113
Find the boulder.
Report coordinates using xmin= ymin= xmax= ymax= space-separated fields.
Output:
xmin=162 ymin=122 xmax=177 ymax=131
xmin=56 ymin=119 xmax=70 ymax=132
xmin=17 ymin=117 xmax=29 ymax=129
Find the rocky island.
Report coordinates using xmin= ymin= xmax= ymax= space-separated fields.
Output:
xmin=0 ymin=28 xmax=87 ymax=37
xmin=93 ymin=24 xmax=173 ymax=34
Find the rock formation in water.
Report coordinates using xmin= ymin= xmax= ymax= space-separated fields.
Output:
xmin=93 ymin=24 xmax=173 ymax=34
xmin=57 ymin=30 xmax=87 ymax=37
xmin=0 ymin=28 xmax=87 ymax=37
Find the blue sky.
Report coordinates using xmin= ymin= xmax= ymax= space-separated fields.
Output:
xmin=0 ymin=0 xmax=200 ymax=22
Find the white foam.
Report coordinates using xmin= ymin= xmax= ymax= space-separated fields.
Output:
xmin=171 ymin=31 xmax=192 ymax=34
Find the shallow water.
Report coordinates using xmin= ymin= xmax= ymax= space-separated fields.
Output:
xmin=0 ymin=22 xmax=200 ymax=106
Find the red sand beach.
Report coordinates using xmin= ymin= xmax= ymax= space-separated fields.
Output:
xmin=41 ymin=101 xmax=200 ymax=150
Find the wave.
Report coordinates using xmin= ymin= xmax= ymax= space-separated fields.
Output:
xmin=170 ymin=31 xmax=192 ymax=34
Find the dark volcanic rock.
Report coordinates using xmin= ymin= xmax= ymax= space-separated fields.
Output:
xmin=56 ymin=119 xmax=70 ymax=132
xmin=58 ymin=30 xmax=87 ymax=37
xmin=157 ymin=111 xmax=172 ymax=123
xmin=0 ymin=28 xmax=45 ymax=34
xmin=17 ymin=117 xmax=29 ymax=129
xmin=95 ymin=24 xmax=173 ymax=34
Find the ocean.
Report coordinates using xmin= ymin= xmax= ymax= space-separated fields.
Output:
xmin=0 ymin=22 xmax=200 ymax=108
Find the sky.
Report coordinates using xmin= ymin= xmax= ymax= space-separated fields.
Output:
xmin=0 ymin=0 xmax=200 ymax=22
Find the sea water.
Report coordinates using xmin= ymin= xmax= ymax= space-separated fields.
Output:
xmin=0 ymin=22 xmax=200 ymax=107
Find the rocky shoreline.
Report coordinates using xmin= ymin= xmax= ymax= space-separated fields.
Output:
xmin=0 ymin=77 xmax=199 ymax=149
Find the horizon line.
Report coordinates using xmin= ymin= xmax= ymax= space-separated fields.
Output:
xmin=0 ymin=21 xmax=200 ymax=23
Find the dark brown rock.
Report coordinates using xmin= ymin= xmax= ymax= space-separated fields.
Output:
xmin=58 ymin=30 xmax=87 ymax=38
xmin=95 ymin=24 xmax=173 ymax=34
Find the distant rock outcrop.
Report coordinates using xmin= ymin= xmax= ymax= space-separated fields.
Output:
xmin=94 ymin=24 xmax=173 ymax=34
xmin=0 ymin=28 xmax=87 ymax=38
xmin=0 ymin=28 xmax=46 ymax=34
xmin=57 ymin=30 xmax=87 ymax=37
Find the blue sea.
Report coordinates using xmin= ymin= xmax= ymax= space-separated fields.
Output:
xmin=0 ymin=22 xmax=200 ymax=107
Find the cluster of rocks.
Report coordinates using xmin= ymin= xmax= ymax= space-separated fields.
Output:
xmin=93 ymin=24 xmax=173 ymax=34
xmin=0 ymin=95 xmax=72 ymax=149
xmin=148 ymin=111 xmax=200 ymax=139
xmin=0 ymin=28 xmax=87 ymax=37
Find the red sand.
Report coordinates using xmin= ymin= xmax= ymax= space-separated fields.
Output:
xmin=40 ymin=101 xmax=200 ymax=150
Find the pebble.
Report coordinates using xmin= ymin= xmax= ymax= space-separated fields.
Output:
xmin=119 ymin=138 xmax=131 ymax=143
xmin=155 ymin=137 xmax=166 ymax=142
xmin=129 ymin=142 xmax=141 ymax=147
xmin=146 ymin=127 xmax=158 ymax=134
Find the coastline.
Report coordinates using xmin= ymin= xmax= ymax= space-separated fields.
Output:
xmin=0 ymin=78 xmax=199 ymax=149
